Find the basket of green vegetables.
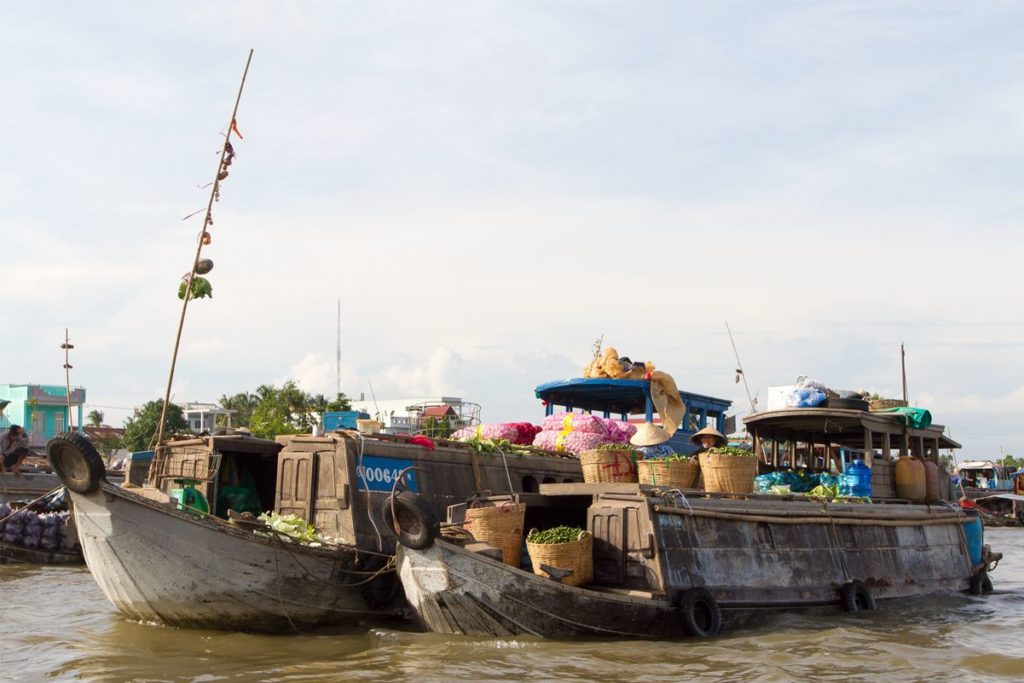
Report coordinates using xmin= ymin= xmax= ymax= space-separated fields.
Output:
xmin=525 ymin=525 xmax=593 ymax=587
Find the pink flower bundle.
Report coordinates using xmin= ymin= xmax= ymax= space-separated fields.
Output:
xmin=532 ymin=413 xmax=639 ymax=454
xmin=540 ymin=412 xmax=608 ymax=435
xmin=451 ymin=422 xmax=541 ymax=446
xmin=532 ymin=430 xmax=609 ymax=454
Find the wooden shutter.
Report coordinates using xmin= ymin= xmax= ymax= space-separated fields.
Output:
xmin=275 ymin=451 xmax=317 ymax=521
xmin=312 ymin=446 xmax=352 ymax=540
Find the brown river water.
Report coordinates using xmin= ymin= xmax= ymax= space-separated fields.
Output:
xmin=1 ymin=529 xmax=1022 ymax=682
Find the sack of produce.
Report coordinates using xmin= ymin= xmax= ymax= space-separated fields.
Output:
xmin=532 ymin=430 xmax=609 ymax=454
xmin=541 ymin=413 xmax=609 ymax=435
xmin=451 ymin=422 xmax=541 ymax=446
xmin=526 ymin=526 xmax=593 ymax=587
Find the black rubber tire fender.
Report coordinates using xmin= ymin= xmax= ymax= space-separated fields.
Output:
xmin=380 ymin=491 xmax=439 ymax=550
xmin=678 ymin=587 xmax=722 ymax=638
xmin=46 ymin=432 xmax=106 ymax=494
xmin=359 ymin=556 xmax=402 ymax=609
xmin=968 ymin=572 xmax=994 ymax=596
xmin=840 ymin=580 xmax=876 ymax=612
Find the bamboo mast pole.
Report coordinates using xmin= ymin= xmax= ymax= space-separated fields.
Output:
xmin=155 ymin=50 xmax=254 ymax=447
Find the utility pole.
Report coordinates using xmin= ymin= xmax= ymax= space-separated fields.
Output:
xmin=61 ymin=329 xmax=74 ymax=432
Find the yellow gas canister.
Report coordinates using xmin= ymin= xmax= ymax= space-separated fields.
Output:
xmin=894 ymin=456 xmax=926 ymax=501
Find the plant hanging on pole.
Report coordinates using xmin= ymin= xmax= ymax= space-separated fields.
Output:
xmin=154 ymin=50 xmax=254 ymax=448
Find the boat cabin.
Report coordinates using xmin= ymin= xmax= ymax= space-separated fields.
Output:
xmin=743 ymin=408 xmax=960 ymax=499
xmin=535 ymin=378 xmax=732 ymax=455
xmin=957 ymin=461 xmax=1014 ymax=492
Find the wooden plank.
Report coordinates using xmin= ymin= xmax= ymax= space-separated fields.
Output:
xmin=864 ymin=428 xmax=873 ymax=468
xmin=540 ymin=482 xmax=638 ymax=496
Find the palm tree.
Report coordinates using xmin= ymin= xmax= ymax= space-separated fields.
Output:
xmin=87 ymin=409 xmax=104 ymax=427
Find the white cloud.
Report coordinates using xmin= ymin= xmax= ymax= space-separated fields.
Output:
xmin=1 ymin=2 xmax=1021 ymax=459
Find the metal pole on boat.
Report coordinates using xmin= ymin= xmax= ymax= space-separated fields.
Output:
xmin=725 ymin=321 xmax=756 ymax=413
xmin=901 ymin=342 xmax=908 ymax=405
xmin=61 ymin=328 xmax=74 ymax=432
xmin=155 ymin=49 xmax=254 ymax=447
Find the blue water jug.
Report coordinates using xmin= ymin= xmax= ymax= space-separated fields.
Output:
xmin=840 ymin=459 xmax=872 ymax=497
xmin=962 ymin=512 xmax=984 ymax=565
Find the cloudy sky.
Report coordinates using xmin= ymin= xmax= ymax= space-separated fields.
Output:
xmin=2 ymin=2 xmax=1021 ymax=458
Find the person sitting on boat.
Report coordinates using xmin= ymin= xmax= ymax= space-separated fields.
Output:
xmin=689 ymin=425 xmax=726 ymax=454
xmin=1 ymin=425 xmax=33 ymax=475
xmin=630 ymin=422 xmax=674 ymax=459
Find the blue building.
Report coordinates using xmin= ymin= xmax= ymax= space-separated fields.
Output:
xmin=0 ymin=384 xmax=86 ymax=448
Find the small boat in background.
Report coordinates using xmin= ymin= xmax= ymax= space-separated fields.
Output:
xmin=0 ymin=488 xmax=83 ymax=566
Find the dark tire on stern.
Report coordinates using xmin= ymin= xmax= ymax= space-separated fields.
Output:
xmin=678 ymin=587 xmax=722 ymax=638
xmin=380 ymin=491 xmax=438 ymax=550
xmin=840 ymin=580 xmax=876 ymax=612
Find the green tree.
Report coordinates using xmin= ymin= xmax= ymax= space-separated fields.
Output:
xmin=999 ymin=454 xmax=1022 ymax=469
xmin=420 ymin=416 xmax=453 ymax=439
xmin=92 ymin=431 xmax=124 ymax=465
xmin=122 ymin=400 xmax=189 ymax=452
xmin=87 ymin=409 xmax=104 ymax=427
xmin=217 ymin=392 xmax=258 ymax=428
xmin=249 ymin=384 xmax=304 ymax=440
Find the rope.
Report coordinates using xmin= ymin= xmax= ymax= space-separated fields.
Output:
xmin=356 ymin=432 xmax=383 ymax=552
xmin=498 ymin=448 xmax=515 ymax=494
xmin=273 ymin=546 xmax=303 ymax=635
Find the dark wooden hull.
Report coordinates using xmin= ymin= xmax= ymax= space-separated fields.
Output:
xmin=398 ymin=490 xmax=982 ymax=639
xmin=398 ymin=540 xmax=677 ymax=638
xmin=0 ymin=540 xmax=83 ymax=565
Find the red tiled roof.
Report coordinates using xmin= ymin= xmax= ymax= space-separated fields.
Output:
xmin=422 ymin=405 xmax=456 ymax=418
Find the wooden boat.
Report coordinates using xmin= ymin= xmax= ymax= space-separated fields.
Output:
xmin=395 ymin=402 xmax=1003 ymax=639
xmin=0 ymin=487 xmax=84 ymax=565
xmin=48 ymin=429 xmax=583 ymax=632
xmin=398 ymin=482 xmax=1000 ymax=638
xmin=0 ymin=540 xmax=82 ymax=565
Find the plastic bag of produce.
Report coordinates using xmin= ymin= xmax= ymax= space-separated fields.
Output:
xmin=532 ymin=430 xmax=609 ymax=454
xmin=541 ymin=413 xmax=608 ymax=435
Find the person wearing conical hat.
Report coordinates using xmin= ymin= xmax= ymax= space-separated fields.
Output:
xmin=630 ymin=422 xmax=674 ymax=459
xmin=690 ymin=425 xmax=726 ymax=454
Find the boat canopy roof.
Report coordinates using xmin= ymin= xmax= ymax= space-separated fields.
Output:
xmin=158 ymin=434 xmax=282 ymax=456
xmin=743 ymin=408 xmax=960 ymax=449
xmin=534 ymin=378 xmax=731 ymax=417
xmin=957 ymin=460 xmax=1003 ymax=470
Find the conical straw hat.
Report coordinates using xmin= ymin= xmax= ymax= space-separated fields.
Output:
xmin=630 ymin=422 xmax=671 ymax=447
xmin=689 ymin=425 xmax=726 ymax=447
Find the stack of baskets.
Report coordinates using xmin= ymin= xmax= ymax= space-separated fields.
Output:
xmin=579 ymin=448 xmax=639 ymax=484
xmin=526 ymin=529 xmax=593 ymax=587
xmin=463 ymin=502 xmax=526 ymax=567
xmin=869 ymin=398 xmax=908 ymax=411
xmin=698 ymin=452 xmax=757 ymax=494
xmin=637 ymin=458 xmax=699 ymax=488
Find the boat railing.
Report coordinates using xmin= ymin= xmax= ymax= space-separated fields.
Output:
xmin=148 ymin=446 xmax=222 ymax=487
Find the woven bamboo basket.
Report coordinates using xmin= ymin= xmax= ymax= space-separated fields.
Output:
xmin=637 ymin=459 xmax=699 ymax=488
xmin=869 ymin=398 xmax=908 ymax=411
xmin=464 ymin=502 xmax=526 ymax=567
xmin=579 ymin=449 xmax=639 ymax=484
xmin=526 ymin=529 xmax=593 ymax=587
xmin=698 ymin=452 xmax=757 ymax=494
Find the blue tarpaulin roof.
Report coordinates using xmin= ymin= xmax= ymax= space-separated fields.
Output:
xmin=534 ymin=378 xmax=731 ymax=416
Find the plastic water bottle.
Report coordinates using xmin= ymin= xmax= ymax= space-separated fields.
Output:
xmin=840 ymin=459 xmax=872 ymax=497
